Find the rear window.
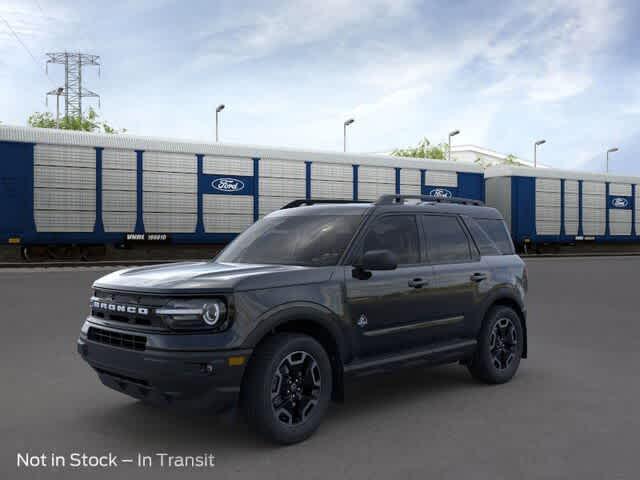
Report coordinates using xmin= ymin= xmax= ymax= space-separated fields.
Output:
xmin=468 ymin=218 xmax=515 ymax=255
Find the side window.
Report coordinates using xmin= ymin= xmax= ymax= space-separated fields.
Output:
xmin=475 ymin=218 xmax=515 ymax=255
xmin=465 ymin=217 xmax=501 ymax=256
xmin=360 ymin=215 xmax=420 ymax=265
xmin=421 ymin=215 xmax=472 ymax=263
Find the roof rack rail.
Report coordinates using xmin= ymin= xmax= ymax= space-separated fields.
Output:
xmin=375 ymin=194 xmax=485 ymax=206
xmin=280 ymin=198 xmax=370 ymax=209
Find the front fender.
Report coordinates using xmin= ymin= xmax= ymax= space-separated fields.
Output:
xmin=242 ymin=301 xmax=352 ymax=362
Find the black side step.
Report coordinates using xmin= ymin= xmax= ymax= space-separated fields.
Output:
xmin=343 ymin=339 xmax=477 ymax=375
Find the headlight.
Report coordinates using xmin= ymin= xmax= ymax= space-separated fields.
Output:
xmin=156 ymin=299 xmax=228 ymax=331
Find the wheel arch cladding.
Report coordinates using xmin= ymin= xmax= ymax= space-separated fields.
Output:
xmin=244 ymin=311 xmax=347 ymax=402
xmin=486 ymin=298 xmax=527 ymax=359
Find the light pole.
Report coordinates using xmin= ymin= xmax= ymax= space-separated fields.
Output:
xmin=448 ymin=129 xmax=460 ymax=162
xmin=215 ymin=104 xmax=225 ymax=142
xmin=534 ymin=139 xmax=546 ymax=168
xmin=606 ymin=147 xmax=619 ymax=173
xmin=55 ymin=87 xmax=64 ymax=128
xmin=343 ymin=118 xmax=354 ymax=152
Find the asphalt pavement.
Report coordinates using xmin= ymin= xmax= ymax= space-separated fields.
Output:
xmin=1 ymin=257 xmax=639 ymax=479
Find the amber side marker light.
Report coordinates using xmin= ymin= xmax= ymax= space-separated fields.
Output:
xmin=228 ymin=356 xmax=246 ymax=366
xmin=8 ymin=237 xmax=21 ymax=244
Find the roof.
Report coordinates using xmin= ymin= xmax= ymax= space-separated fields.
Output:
xmin=484 ymin=164 xmax=640 ymax=184
xmin=0 ymin=125 xmax=484 ymax=173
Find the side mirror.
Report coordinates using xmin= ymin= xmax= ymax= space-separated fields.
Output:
xmin=356 ymin=249 xmax=398 ymax=271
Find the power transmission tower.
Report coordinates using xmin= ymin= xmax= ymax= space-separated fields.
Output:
xmin=45 ymin=52 xmax=100 ymax=119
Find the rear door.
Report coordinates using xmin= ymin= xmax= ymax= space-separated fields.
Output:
xmin=420 ymin=214 xmax=491 ymax=340
xmin=343 ymin=214 xmax=438 ymax=357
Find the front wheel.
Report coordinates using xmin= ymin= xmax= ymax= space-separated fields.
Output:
xmin=242 ymin=333 xmax=332 ymax=444
xmin=468 ymin=306 xmax=523 ymax=384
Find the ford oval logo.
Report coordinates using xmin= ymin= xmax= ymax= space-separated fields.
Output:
xmin=212 ymin=178 xmax=245 ymax=192
xmin=612 ymin=197 xmax=629 ymax=208
xmin=429 ymin=188 xmax=453 ymax=198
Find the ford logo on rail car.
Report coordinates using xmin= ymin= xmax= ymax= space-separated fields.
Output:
xmin=428 ymin=188 xmax=453 ymax=198
xmin=212 ymin=178 xmax=245 ymax=192
xmin=612 ymin=197 xmax=629 ymax=208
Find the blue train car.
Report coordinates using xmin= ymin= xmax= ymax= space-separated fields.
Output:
xmin=485 ymin=165 xmax=640 ymax=250
xmin=0 ymin=125 xmax=485 ymax=254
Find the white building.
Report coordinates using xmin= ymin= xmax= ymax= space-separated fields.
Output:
xmin=450 ymin=144 xmax=546 ymax=168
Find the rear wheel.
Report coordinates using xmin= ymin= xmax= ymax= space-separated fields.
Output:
xmin=242 ymin=333 xmax=332 ymax=444
xmin=468 ymin=306 xmax=523 ymax=384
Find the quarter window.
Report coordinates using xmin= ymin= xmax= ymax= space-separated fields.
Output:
xmin=360 ymin=215 xmax=420 ymax=265
xmin=422 ymin=215 xmax=472 ymax=263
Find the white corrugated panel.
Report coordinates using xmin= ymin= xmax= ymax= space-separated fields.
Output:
xmin=583 ymin=221 xmax=605 ymax=236
xmin=103 ymin=211 xmax=137 ymax=232
xmin=358 ymin=182 xmax=396 ymax=201
xmin=610 ymin=183 xmax=632 ymax=196
xmin=203 ymin=195 xmax=253 ymax=215
xmin=143 ymin=213 xmax=197 ymax=232
xmin=535 ymin=191 xmax=561 ymax=207
xmin=401 ymin=169 xmax=421 ymax=186
xmin=260 ymin=158 xmax=306 ymax=179
xmin=583 ymin=181 xmax=606 ymax=194
xmin=34 ymin=165 xmax=96 ymax=190
xmin=311 ymin=162 xmax=352 ymax=181
xmin=143 ymin=171 xmax=196 ymax=193
xmin=34 ymin=144 xmax=95 ymax=168
xmin=34 ymin=188 xmax=95 ymax=211
xmin=359 ymin=166 xmax=395 ymax=184
xmin=536 ymin=221 xmax=560 ymax=235
xmin=535 ymin=178 xmax=561 ymax=192
xmin=203 ymin=156 xmax=253 ymax=176
xmin=400 ymin=183 xmax=421 ymax=195
xmin=103 ymin=190 xmax=136 ymax=212
xmin=565 ymin=180 xmax=579 ymax=194
xmin=582 ymin=195 xmax=606 ymax=209
xmin=143 ymin=192 xmax=197 ymax=213
xmin=312 ymin=180 xmax=352 ymax=199
xmin=259 ymin=196 xmax=298 ymax=216
xmin=34 ymin=211 xmax=95 ymax=232
xmin=103 ymin=149 xmax=136 ymax=170
xmin=259 ymin=177 xmax=305 ymax=197
xmin=144 ymin=151 xmax=196 ymax=173
xmin=103 ymin=169 xmax=136 ymax=191
xmin=536 ymin=206 xmax=561 ymax=222
xmin=425 ymin=170 xmax=457 ymax=187
xmin=565 ymin=221 xmax=579 ymax=235
xmin=610 ymin=209 xmax=631 ymax=235
xmin=637 ymin=189 xmax=640 ymax=235
xmin=204 ymin=213 xmax=253 ymax=233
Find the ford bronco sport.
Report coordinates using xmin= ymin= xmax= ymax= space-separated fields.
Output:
xmin=78 ymin=194 xmax=528 ymax=444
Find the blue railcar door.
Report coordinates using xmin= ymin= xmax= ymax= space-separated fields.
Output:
xmin=0 ymin=141 xmax=34 ymax=240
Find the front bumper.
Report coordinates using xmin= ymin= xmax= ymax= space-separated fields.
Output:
xmin=77 ymin=322 xmax=251 ymax=411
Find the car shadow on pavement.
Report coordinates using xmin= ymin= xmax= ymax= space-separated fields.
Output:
xmin=81 ymin=363 xmax=520 ymax=448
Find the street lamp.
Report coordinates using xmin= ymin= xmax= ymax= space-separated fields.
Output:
xmin=343 ymin=118 xmax=354 ymax=152
xmin=215 ymin=104 xmax=225 ymax=142
xmin=606 ymin=147 xmax=619 ymax=173
xmin=448 ymin=129 xmax=460 ymax=162
xmin=534 ymin=139 xmax=546 ymax=168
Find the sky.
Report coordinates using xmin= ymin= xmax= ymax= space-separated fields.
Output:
xmin=1 ymin=0 xmax=640 ymax=175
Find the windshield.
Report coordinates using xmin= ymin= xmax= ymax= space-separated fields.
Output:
xmin=216 ymin=212 xmax=364 ymax=266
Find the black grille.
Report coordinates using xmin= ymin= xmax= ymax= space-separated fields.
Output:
xmin=88 ymin=327 xmax=147 ymax=351
xmin=91 ymin=290 xmax=168 ymax=329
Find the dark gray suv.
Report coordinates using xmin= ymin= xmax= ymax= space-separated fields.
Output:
xmin=77 ymin=195 xmax=528 ymax=444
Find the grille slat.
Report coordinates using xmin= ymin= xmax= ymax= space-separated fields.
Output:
xmin=88 ymin=327 xmax=146 ymax=351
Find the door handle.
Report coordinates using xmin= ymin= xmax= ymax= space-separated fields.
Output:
xmin=408 ymin=278 xmax=429 ymax=288
xmin=470 ymin=272 xmax=487 ymax=282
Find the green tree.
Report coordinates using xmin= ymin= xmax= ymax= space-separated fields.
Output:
xmin=27 ymin=107 xmax=126 ymax=134
xmin=391 ymin=137 xmax=449 ymax=160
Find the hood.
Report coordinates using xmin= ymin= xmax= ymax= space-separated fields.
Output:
xmin=93 ymin=261 xmax=335 ymax=294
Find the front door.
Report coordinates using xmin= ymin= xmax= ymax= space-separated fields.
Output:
xmin=344 ymin=214 xmax=438 ymax=357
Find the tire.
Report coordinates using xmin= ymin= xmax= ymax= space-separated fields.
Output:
xmin=242 ymin=333 xmax=333 ymax=445
xmin=468 ymin=306 xmax=523 ymax=384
